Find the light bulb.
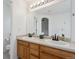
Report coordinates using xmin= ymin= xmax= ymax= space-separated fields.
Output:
xmin=41 ymin=0 xmax=44 ymax=2
xmin=33 ymin=3 xmax=35 ymax=6
xmin=30 ymin=5 xmax=33 ymax=8
xmin=37 ymin=1 xmax=40 ymax=5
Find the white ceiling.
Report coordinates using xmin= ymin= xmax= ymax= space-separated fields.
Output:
xmin=32 ymin=0 xmax=72 ymax=15
xmin=25 ymin=0 xmax=39 ymax=5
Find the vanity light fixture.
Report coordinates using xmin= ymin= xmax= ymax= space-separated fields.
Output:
xmin=30 ymin=0 xmax=56 ymax=9
xmin=30 ymin=0 xmax=64 ymax=11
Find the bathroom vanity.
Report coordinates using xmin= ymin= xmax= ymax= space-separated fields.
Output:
xmin=17 ymin=36 xmax=75 ymax=59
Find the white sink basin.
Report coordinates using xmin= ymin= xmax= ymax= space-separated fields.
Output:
xmin=44 ymin=39 xmax=69 ymax=46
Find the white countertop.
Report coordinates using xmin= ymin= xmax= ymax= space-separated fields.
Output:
xmin=17 ymin=36 xmax=75 ymax=52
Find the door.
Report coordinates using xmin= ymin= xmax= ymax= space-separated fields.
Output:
xmin=42 ymin=18 xmax=49 ymax=36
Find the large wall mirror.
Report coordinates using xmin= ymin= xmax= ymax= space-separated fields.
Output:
xmin=33 ymin=0 xmax=73 ymax=40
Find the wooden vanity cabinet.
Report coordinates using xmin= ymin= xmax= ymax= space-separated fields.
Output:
xmin=17 ymin=40 xmax=75 ymax=59
xmin=17 ymin=40 xmax=29 ymax=59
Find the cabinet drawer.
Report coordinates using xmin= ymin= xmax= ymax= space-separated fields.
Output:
xmin=17 ymin=40 xmax=29 ymax=47
xmin=30 ymin=55 xmax=39 ymax=59
xmin=30 ymin=49 xmax=39 ymax=56
xmin=30 ymin=43 xmax=39 ymax=50
xmin=40 ymin=46 xmax=75 ymax=58
xmin=40 ymin=52 xmax=62 ymax=59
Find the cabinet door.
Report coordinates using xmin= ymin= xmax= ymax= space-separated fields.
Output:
xmin=30 ymin=55 xmax=39 ymax=59
xmin=19 ymin=44 xmax=24 ymax=58
xmin=18 ymin=44 xmax=29 ymax=59
xmin=40 ymin=52 xmax=62 ymax=59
